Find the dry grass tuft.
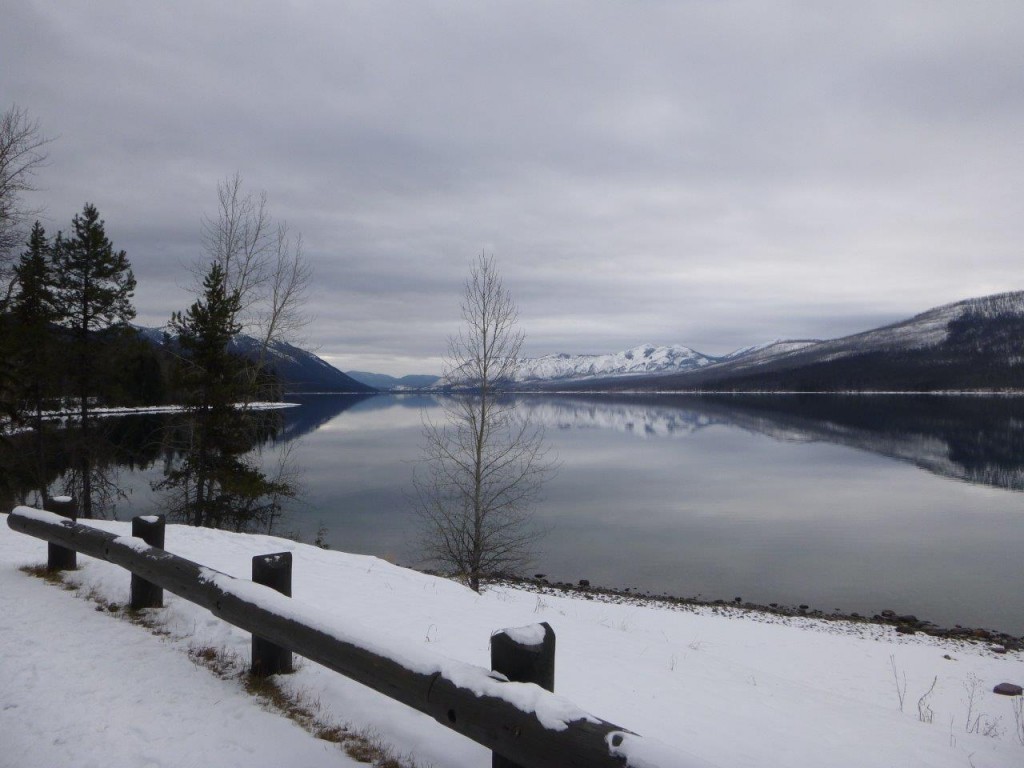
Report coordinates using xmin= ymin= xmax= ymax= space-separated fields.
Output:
xmin=240 ymin=672 xmax=417 ymax=766
xmin=188 ymin=645 xmax=241 ymax=679
xmin=20 ymin=564 xmax=74 ymax=588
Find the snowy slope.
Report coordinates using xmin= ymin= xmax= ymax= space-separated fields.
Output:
xmin=681 ymin=291 xmax=1024 ymax=381
xmin=136 ymin=325 xmax=375 ymax=393
xmin=535 ymin=292 xmax=1024 ymax=391
xmin=0 ymin=557 xmax=356 ymax=768
xmin=515 ymin=344 xmax=717 ymax=382
xmin=721 ymin=339 xmax=820 ymax=363
xmin=2 ymin=513 xmax=1022 ymax=768
xmin=821 ymin=291 xmax=1024 ymax=356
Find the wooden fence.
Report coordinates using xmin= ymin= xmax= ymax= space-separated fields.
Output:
xmin=6 ymin=505 xmax=688 ymax=768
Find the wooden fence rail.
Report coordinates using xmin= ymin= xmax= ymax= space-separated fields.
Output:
xmin=6 ymin=506 xmax=689 ymax=768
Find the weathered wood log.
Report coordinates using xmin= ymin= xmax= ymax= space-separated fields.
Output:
xmin=46 ymin=496 xmax=77 ymax=571
xmin=130 ymin=515 xmax=165 ymax=609
xmin=251 ymin=552 xmax=293 ymax=676
xmin=492 ymin=623 xmax=556 ymax=768
xmin=492 ymin=622 xmax=556 ymax=692
xmin=7 ymin=508 xmax=674 ymax=768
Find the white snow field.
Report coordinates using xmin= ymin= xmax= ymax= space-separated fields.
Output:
xmin=1 ymin=512 xmax=1022 ymax=768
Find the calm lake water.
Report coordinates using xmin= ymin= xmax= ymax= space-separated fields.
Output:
xmin=23 ymin=393 xmax=1024 ymax=636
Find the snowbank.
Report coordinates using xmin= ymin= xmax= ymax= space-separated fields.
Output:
xmin=1 ymin=513 xmax=1022 ymax=767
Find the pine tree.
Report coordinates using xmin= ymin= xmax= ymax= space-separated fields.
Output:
xmin=53 ymin=203 xmax=136 ymax=517
xmin=11 ymin=221 xmax=59 ymax=503
xmin=173 ymin=261 xmax=243 ymax=407
xmin=158 ymin=262 xmax=290 ymax=529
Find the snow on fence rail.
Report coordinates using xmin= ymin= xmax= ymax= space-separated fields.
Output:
xmin=7 ymin=505 xmax=698 ymax=768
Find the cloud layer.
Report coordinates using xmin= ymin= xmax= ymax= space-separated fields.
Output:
xmin=4 ymin=1 xmax=1022 ymax=374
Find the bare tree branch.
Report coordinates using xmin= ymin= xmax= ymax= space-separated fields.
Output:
xmin=255 ymin=223 xmax=313 ymax=368
xmin=197 ymin=174 xmax=315 ymax=397
xmin=200 ymin=172 xmax=272 ymax=327
xmin=0 ymin=105 xmax=51 ymax=308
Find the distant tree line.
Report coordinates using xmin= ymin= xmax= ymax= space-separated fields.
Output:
xmin=0 ymin=105 xmax=310 ymax=533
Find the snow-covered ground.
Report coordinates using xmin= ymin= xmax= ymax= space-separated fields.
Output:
xmin=2 ymin=513 xmax=1022 ymax=768
xmin=0 ymin=402 xmax=299 ymax=436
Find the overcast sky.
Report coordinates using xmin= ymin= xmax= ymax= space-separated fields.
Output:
xmin=3 ymin=2 xmax=1023 ymax=375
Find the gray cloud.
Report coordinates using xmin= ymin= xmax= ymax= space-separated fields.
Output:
xmin=4 ymin=1 xmax=1023 ymax=373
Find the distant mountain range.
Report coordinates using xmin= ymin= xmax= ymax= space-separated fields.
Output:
xmin=514 ymin=344 xmax=717 ymax=381
xmin=140 ymin=290 xmax=1024 ymax=395
xmin=511 ymin=340 xmax=821 ymax=383
xmin=517 ymin=291 xmax=1024 ymax=392
xmin=345 ymin=371 xmax=441 ymax=391
xmin=136 ymin=327 xmax=376 ymax=394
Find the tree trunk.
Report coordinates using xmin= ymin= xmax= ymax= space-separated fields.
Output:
xmin=33 ymin=395 xmax=46 ymax=505
xmin=80 ymin=388 xmax=92 ymax=519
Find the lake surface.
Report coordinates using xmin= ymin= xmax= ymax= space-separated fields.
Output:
xmin=13 ymin=393 xmax=1024 ymax=635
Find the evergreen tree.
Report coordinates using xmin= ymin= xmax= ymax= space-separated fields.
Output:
xmin=53 ymin=203 xmax=136 ymax=517
xmin=98 ymin=329 xmax=167 ymax=406
xmin=173 ymin=261 xmax=244 ymax=407
xmin=11 ymin=221 xmax=59 ymax=503
xmin=158 ymin=262 xmax=290 ymax=529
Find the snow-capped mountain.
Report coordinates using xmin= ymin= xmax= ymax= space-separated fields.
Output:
xmin=511 ymin=291 xmax=1024 ymax=391
xmin=514 ymin=344 xmax=716 ymax=382
xmin=511 ymin=340 xmax=822 ymax=384
xmin=722 ymin=340 xmax=820 ymax=362
xmin=135 ymin=326 xmax=375 ymax=393
xmin=696 ymin=291 xmax=1024 ymax=378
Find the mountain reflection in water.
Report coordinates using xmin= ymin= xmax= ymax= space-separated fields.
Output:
xmin=5 ymin=393 xmax=1023 ymax=636
xmin=507 ymin=393 xmax=1024 ymax=493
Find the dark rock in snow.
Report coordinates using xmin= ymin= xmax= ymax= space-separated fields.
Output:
xmin=993 ymin=683 xmax=1023 ymax=696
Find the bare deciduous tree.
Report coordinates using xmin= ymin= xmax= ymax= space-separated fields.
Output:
xmin=255 ymin=223 xmax=312 ymax=371
xmin=200 ymin=173 xmax=271 ymax=325
xmin=414 ymin=254 xmax=553 ymax=592
xmin=198 ymin=173 xmax=313 ymax=386
xmin=1 ymin=105 xmax=51 ymax=309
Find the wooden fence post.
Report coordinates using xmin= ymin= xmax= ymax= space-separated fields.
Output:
xmin=490 ymin=622 xmax=556 ymax=768
xmin=46 ymin=496 xmax=77 ymax=571
xmin=130 ymin=515 xmax=165 ymax=609
xmin=251 ymin=552 xmax=293 ymax=676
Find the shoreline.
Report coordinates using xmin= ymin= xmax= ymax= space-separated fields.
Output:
xmin=481 ymin=573 xmax=1024 ymax=650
